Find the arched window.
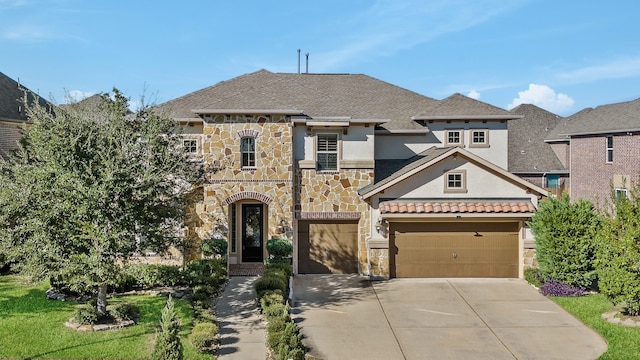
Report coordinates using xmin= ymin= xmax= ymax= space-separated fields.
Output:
xmin=241 ymin=137 xmax=256 ymax=168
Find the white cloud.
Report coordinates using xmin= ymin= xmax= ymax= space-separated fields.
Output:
xmin=556 ymin=56 xmax=640 ymax=83
xmin=507 ymin=84 xmax=574 ymax=113
xmin=467 ymin=90 xmax=480 ymax=100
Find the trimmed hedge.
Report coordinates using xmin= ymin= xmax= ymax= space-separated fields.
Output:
xmin=188 ymin=321 xmax=218 ymax=353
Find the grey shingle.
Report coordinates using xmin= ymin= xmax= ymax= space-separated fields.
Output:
xmin=558 ymin=97 xmax=640 ymax=136
xmin=154 ymin=69 xmax=438 ymax=131
xmin=508 ymin=104 xmax=566 ymax=173
xmin=0 ymin=71 xmax=52 ymax=122
xmin=414 ymin=93 xmax=515 ymax=118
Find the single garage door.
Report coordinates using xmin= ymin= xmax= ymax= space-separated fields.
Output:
xmin=298 ymin=220 xmax=359 ymax=274
xmin=390 ymin=222 xmax=519 ymax=278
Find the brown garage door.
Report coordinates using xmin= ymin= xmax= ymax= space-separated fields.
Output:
xmin=390 ymin=222 xmax=519 ymax=278
xmin=298 ymin=220 xmax=359 ymax=274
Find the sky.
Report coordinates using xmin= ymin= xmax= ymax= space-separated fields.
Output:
xmin=2 ymin=0 xmax=640 ymax=116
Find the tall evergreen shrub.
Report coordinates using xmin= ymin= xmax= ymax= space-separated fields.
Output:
xmin=152 ymin=296 xmax=183 ymax=360
xmin=529 ymin=193 xmax=600 ymax=289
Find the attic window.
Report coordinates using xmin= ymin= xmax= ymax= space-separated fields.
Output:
xmin=444 ymin=170 xmax=467 ymax=193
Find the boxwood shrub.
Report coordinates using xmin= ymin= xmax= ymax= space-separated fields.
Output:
xmin=188 ymin=321 xmax=219 ymax=353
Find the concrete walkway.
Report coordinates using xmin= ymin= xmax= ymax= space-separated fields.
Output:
xmin=292 ymin=275 xmax=607 ymax=360
xmin=215 ymin=276 xmax=267 ymax=359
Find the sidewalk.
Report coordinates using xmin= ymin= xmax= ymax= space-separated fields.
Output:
xmin=215 ymin=276 xmax=267 ymax=359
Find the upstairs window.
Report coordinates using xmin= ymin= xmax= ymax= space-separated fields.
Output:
xmin=183 ymin=139 xmax=198 ymax=154
xmin=606 ymin=135 xmax=613 ymax=163
xmin=470 ymin=129 xmax=489 ymax=147
xmin=445 ymin=129 xmax=463 ymax=146
xmin=316 ymin=133 xmax=338 ymax=171
xmin=241 ymin=137 xmax=256 ymax=168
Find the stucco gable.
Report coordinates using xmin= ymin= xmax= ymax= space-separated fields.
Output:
xmin=358 ymin=146 xmax=547 ymax=200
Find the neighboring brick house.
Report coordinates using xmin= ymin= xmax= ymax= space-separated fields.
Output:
xmin=552 ymin=98 xmax=640 ymax=206
xmin=156 ymin=70 xmax=547 ymax=279
xmin=508 ymin=104 xmax=569 ymax=197
xmin=0 ymin=72 xmax=52 ymax=159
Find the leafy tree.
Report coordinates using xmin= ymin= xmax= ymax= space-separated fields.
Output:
xmin=152 ymin=295 xmax=183 ymax=360
xmin=0 ymin=90 xmax=199 ymax=316
xmin=596 ymin=180 xmax=640 ymax=315
xmin=528 ymin=192 xmax=601 ymax=289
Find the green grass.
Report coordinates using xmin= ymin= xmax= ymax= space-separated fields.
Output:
xmin=0 ymin=275 xmax=212 ymax=359
xmin=552 ymin=294 xmax=640 ymax=360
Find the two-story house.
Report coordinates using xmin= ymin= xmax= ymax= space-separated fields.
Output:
xmin=546 ymin=98 xmax=640 ymax=206
xmin=156 ymin=69 xmax=547 ymax=279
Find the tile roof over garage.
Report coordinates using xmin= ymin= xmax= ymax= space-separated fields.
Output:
xmin=154 ymin=69 xmax=438 ymax=131
xmin=380 ymin=200 xmax=536 ymax=214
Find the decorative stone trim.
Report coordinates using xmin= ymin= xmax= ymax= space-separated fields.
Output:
xmin=237 ymin=129 xmax=260 ymax=139
xmin=296 ymin=211 xmax=361 ymax=220
xmin=602 ymin=311 xmax=640 ymax=327
xmin=222 ymin=191 xmax=273 ymax=205
xmin=65 ymin=318 xmax=136 ymax=332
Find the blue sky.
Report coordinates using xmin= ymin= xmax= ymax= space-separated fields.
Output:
xmin=2 ymin=0 xmax=639 ymax=116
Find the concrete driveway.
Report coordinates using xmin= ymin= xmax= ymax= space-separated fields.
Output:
xmin=291 ymin=275 xmax=607 ymax=360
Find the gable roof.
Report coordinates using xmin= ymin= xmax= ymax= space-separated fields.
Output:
xmin=0 ymin=71 xmax=53 ymax=122
xmin=412 ymin=93 xmax=519 ymax=120
xmin=557 ymin=97 xmax=640 ymax=136
xmin=508 ymin=104 xmax=566 ymax=173
xmin=154 ymin=69 xmax=438 ymax=131
xmin=358 ymin=146 xmax=547 ymax=199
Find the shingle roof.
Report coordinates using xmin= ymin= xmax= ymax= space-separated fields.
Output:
xmin=154 ymin=69 xmax=438 ymax=131
xmin=0 ymin=71 xmax=52 ymax=122
xmin=557 ymin=97 xmax=640 ymax=136
xmin=508 ymin=104 xmax=566 ymax=173
xmin=413 ymin=93 xmax=517 ymax=119
xmin=380 ymin=200 xmax=536 ymax=214
xmin=358 ymin=146 xmax=453 ymax=196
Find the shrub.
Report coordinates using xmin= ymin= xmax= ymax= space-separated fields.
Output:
xmin=123 ymin=264 xmax=183 ymax=289
xmin=596 ymin=181 xmax=640 ymax=316
xmin=184 ymin=259 xmax=227 ymax=288
xmin=152 ymin=296 xmax=182 ymax=360
xmin=266 ymin=263 xmax=293 ymax=278
xmin=201 ymin=236 xmax=228 ymax=258
xmin=266 ymin=238 xmax=293 ymax=259
xmin=191 ymin=285 xmax=214 ymax=309
xmin=263 ymin=302 xmax=289 ymax=321
xmin=109 ymin=303 xmax=139 ymax=321
xmin=255 ymin=275 xmax=287 ymax=300
xmin=540 ymin=280 xmax=586 ymax=297
xmin=188 ymin=321 xmax=219 ymax=353
xmin=74 ymin=303 xmax=99 ymax=325
xmin=528 ymin=193 xmax=600 ymax=289
xmin=260 ymin=290 xmax=285 ymax=310
xmin=524 ymin=267 xmax=544 ymax=288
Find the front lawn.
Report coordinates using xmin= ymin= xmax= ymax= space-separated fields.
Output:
xmin=0 ymin=275 xmax=211 ymax=359
xmin=552 ymin=294 xmax=640 ymax=360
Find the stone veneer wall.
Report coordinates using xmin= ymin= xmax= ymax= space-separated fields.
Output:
xmin=295 ymin=168 xmax=373 ymax=274
xmin=185 ymin=114 xmax=294 ymax=260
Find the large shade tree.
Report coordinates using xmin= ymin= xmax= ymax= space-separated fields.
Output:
xmin=0 ymin=90 xmax=200 ymax=316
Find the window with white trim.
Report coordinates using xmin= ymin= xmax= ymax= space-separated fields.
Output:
xmin=615 ymin=188 xmax=628 ymax=200
xmin=470 ymin=129 xmax=489 ymax=147
xmin=241 ymin=137 xmax=256 ymax=168
xmin=444 ymin=170 xmax=467 ymax=193
xmin=183 ymin=139 xmax=198 ymax=154
xmin=445 ymin=129 xmax=463 ymax=146
xmin=606 ymin=135 xmax=613 ymax=163
xmin=316 ymin=133 xmax=338 ymax=171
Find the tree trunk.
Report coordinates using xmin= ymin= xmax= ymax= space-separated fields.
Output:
xmin=97 ymin=282 xmax=108 ymax=317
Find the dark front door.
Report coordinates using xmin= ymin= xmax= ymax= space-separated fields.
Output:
xmin=242 ymin=204 xmax=263 ymax=262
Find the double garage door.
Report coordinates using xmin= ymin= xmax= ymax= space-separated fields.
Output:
xmin=298 ymin=220 xmax=359 ymax=274
xmin=390 ymin=222 xmax=519 ymax=278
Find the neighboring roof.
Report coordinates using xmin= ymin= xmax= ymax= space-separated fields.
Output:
xmin=379 ymin=200 xmax=536 ymax=214
xmin=413 ymin=93 xmax=519 ymax=120
xmin=0 ymin=71 xmax=52 ymax=122
xmin=508 ymin=104 xmax=566 ymax=173
xmin=557 ymin=97 xmax=640 ymax=136
xmin=358 ymin=146 xmax=548 ymax=199
xmin=154 ymin=69 xmax=438 ymax=131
